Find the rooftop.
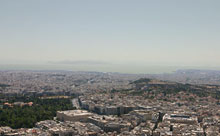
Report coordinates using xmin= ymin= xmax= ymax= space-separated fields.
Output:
xmin=57 ymin=110 xmax=93 ymax=116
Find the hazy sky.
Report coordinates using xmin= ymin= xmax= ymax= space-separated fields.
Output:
xmin=0 ymin=0 xmax=220 ymax=71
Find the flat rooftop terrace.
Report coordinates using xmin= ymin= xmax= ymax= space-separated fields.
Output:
xmin=57 ymin=110 xmax=93 ymax=116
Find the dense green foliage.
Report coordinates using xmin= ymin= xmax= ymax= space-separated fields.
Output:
xmin=0 ymin=97 xmax=74 ymax=129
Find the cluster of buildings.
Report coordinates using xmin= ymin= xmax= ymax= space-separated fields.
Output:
xmin=0 ymin=71 xmax=220 ymax=135
xmin=65 ymin=92 xmax=220 ymax=135
xmin=0 ymin=71 xmax=137 ymax=96
xmin=2 ymin=106 xmax=218 ymax=135
xmin=0 ymin=120 xmax=104 ymax=136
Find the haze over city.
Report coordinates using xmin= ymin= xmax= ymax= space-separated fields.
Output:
xmin=0 ymin=0 xmax=220 ymax=73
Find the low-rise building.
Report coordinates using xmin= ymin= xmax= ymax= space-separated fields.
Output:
xmin=163 ymin=114 xmax=198 ymax=125
xmin=57 ymin=110 xmax=93 ymax=122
